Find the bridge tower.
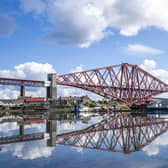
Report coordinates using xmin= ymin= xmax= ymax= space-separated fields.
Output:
xmin=19 ymin=124 xmax=24 ymax=136
xmin=20 ymin=85 xmax=25 ymax=97
xmin=46 ymin=113 xmax=57 ymax=147
xmin=46 ymin=73 xmax=57 ymax=102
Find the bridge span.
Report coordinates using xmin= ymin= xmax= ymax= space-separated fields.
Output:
xmin=0 ymin=63 xmax=168 ymax=106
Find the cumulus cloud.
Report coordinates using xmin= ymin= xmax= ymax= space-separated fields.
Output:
xmin=0 ymin=14 xmax=15 ymax=37
xmin=44 ymin=0 xmax=111 ymax=47
xmin=71 ymin=65 xmax=84 ymax=73
xmin=126 ymin=44 xmax=164 ymax=55
xmin=19 ymin=0 xmax=168 ymax=47
xmin=140 ymin=59 xmax=168 ymax=98
xmin=0 ymin=61 xmax=56 ymax=80
xmin=19 ymin=0 xmax=46 ymax=14
xmin=140 ymin=59 xmax=168 ymax=83
xmin=0 ymin=62 xmax=56 ymax=99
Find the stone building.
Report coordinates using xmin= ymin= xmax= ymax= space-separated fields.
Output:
xmin=58 ymin=95 xmax=92 ymax=105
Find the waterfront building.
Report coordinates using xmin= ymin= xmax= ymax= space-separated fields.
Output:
xmin=57 ymin=95 xmax=92 ymax=105
xmin=148 ymin=98 xmax=168 ymax=109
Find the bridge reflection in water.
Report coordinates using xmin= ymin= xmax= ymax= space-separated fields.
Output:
xmin=0 ymin=113 xmax=168 ymax=154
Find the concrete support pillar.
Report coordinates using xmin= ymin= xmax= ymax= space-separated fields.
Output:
xmin=20 ymin=85 xmax=25 ymax=97
xmin=19 ymin=124 xmax=24 ymax=136
xmin=47 ymin=73 xmax=57 ymax=102
xmin=46 ymin=119 xmax=57 ymax=147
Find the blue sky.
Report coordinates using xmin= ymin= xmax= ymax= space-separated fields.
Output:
xmin=0 ymin=0 xmax=168 ymax=98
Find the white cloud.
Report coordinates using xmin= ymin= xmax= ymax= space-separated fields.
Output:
xmin=0 ymin=87 xmax=47 ymax=99
xmin=44 ymin=0 xmax=110 ymax=47
xmin=140 ymin=59 xmax=168 ymax=83
xmin=140 ymin=59 xmax=168 ymax=98
xmin=126 ymin=44 xmax=164 ymax=55
xmin=19 ymin=0 xmax=168 ymax=47
xmin=0 ymin=14 xmax=15 ymax=37
xmin=0 ymin=61 xmax=56 ymax=80
xmin=0 ymin=62 xmax=56 ymax=99
xmin=140 ymin=59 xmax=156 ymax=70
xmin=71 ymin=65 xmax=84 ymax=73
xmin=20 ymin=0 xmax=46 ymax=14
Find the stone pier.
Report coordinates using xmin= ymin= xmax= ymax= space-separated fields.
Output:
xmin=20 ymin=85 xmax=25 ymax=97
xmin=46 ymin=73 xmax=57 ymax=103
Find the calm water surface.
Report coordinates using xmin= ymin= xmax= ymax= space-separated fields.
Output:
xmin=0 ymin=112 xmax=168 ymax=168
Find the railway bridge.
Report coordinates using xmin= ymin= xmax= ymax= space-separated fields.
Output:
xmin=0 ymin=63 xmax=168 ymax=106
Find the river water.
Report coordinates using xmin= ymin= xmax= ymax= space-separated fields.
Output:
xmin=0 ymin=112 xmax=168 ymax=168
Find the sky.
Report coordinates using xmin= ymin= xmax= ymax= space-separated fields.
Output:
xmin=0 ymin=0 xmax=168 ymax=99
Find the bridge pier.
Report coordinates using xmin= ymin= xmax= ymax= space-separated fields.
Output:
xmin=20 ymin=85 xmax=25 ymax=97
xmin=19 ymin=124 xmax=24 ymax=136
xmin=47 ymin=73 xmax=57 ymax=103
xmin=46 ymin=115 xmax=57 ymax=147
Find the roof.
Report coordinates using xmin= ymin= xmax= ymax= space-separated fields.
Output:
xmin=25 ymin=98 xmax=45 ymax=102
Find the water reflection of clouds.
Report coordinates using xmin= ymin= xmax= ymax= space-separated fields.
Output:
xmin=1 ymin=140 xmax=54 ymax=160
xmin=1 ymin=114 xmax=168 ymax=160
xmin=143 ymin=131 xmax=168 ymax=156
xmin=57 ymin=116 xmax=103 ymax=134
xmin=0 ymin=115 xmax=103 ymax=160
xmin=0 ymin=115 xmax=103 ymax=137
xmin=57 ymin=116 xmax=103 ymax=153
xmin=0 ymin=122 xmax=18 ymax=136
xmin=0 ymin=122 xmax=45 ymax=137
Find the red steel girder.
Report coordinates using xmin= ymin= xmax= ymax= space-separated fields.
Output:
xmin=57 ymin=63 xmax=168 ymax=105
xmin=0 ymin=77 xmax=45 ymax=87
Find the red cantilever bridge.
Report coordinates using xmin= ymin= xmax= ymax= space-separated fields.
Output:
xmin=0 ymin=63 xmax=168 ymax=106
xmin=57 ymin=63 xmax=168 ymax=105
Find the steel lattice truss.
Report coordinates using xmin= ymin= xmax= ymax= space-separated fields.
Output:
xmin=0 ymin=77 xmax=44 ymax=87
xmin=56 ymin=114 xmax=168 ymax=153
xmin=57 ymin=63 xmax=168 ymax=105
